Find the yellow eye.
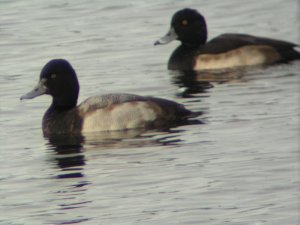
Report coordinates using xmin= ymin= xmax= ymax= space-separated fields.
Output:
xmin=51 ymin=74 xmax=56 ymax=79
xmin=181 ymin=20 xmax=188 ymax=26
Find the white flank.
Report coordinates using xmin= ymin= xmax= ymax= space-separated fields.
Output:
xmin=293 ymin=46 xmax=300 ymax=53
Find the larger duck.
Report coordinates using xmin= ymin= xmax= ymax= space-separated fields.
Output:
xmin=155 ymin=8 xmax=300 ymax=70
xmin=21 ymin=59 xmax=200 ymax=135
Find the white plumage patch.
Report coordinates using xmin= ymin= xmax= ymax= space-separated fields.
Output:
xmin=294 ymin=46 xmax=300 ymax=54
xmin=194 ymin=45 xmax=280 ymax=70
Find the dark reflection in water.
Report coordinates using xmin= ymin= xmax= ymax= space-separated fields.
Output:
xmin=170 ymin=70 xmax=214 ymax=97
xmin=44 ymin=135 xmax=92 ymax=224
xmin=45 ymin=123 xmax=204 ymax=174
xmin=42 ymin=122 xmax=207 ymax=224
xmin=46 ymin=134 xmax=86 ymax=179
xmin=170 ymin=68 xmax=250 ymax=97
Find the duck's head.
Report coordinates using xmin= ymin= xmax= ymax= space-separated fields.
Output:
xmin=155 ymin=8 xmax=207 ymax=47
xmin=21 ymin=59 xmax=79 ymax=110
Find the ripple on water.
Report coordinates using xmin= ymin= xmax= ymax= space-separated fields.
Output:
xmin=0 ymin=0 xmax=299 ymax=224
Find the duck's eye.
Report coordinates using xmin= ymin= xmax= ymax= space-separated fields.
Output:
xmin=51 ymin=74 xmax=56 ymax=79
xmin=181 ymin=20 xmax=188 ymax=26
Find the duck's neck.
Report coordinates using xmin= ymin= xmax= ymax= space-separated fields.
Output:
xmin=180 ymin=31 xmax=207 ymax=49
xmin=168 ymin=45 xmax=199 ymax=70
xmin=181 ymin=42 xmax=202 ymax=49
xmin=51 ymin=96 xmax=77 ymax=111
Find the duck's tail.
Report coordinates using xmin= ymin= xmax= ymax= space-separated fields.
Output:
xmin=185 ymin=110 xmax=203 ymax=119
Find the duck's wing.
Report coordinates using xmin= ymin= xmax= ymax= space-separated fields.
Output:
xmin=202 ymin=33 xmax=300 ymax=61
xmin=200 ymin=33 xmax=252 ymax=54
xmin=78 ymin=93 xmax=147 ymax=114
xmin=77 ymin=93 xmax=201 ymax=132
xmin=78 ymin=93 xmax=197 ymax=119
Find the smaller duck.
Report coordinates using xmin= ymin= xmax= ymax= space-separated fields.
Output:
xmin=21 ymin=59 xmax=201 ymax=135
xmin=154 ymin=8 xmax=300 ymax=70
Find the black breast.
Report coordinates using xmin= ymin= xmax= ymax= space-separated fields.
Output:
xmin=42 ymin=107 xmax=82 ymax=135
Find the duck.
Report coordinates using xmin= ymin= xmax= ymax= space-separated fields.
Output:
xmin=154 ymin=8 xmax=300 ymax=71
xmin=20 ymin=59 xmax=201 ymax=135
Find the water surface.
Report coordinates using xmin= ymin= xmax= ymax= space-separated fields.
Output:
xmin=0 ymin=0 xmax=299 ymax=224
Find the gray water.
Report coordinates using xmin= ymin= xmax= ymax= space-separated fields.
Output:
xmin=0 ymin=0 xmax=299 ymax=224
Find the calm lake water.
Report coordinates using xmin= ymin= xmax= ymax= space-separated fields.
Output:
xmin=0 ymin=0 xmax=299 ymax=224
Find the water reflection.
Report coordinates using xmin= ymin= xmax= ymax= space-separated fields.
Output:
xmin=44 ymin=134 xmax=91 ymax=224
xmin=43 ymin=128 xmax=194 ymax=225
xmin=170 ymin=68 xmax=249 ymax=97
xmin=45 ymin=127 xmax=203 ymax=154
xmin=45 ymin=126 xmax=204 ymax=175
xmin=46 ymin=134 xmax=85 ymax=179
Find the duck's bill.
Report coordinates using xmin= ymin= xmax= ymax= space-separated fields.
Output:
xmin=154 ymin=27 xmax=178 ymax=45
xmin=20 ymin=79 xmax=47 ymax=100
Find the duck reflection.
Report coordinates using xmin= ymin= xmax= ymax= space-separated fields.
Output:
xmin=46 ymin=134 xmax=85 ymax=179
xmin=170 ymin=68 xmax=247 ymax=97
xmin=83 ymin=123 xmax=207 ymax=149
xmin=46 ymin=126 xmax=202 ymax=153
xmin=45 ymin=124 xmax=203 ymax=175
xmin=44 ymin=121 xmax=204 ymax=224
